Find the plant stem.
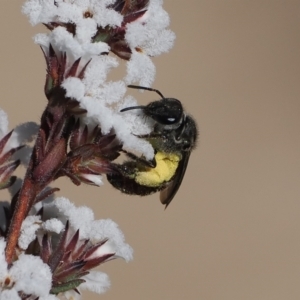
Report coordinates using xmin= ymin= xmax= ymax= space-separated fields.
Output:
xmin=5 ymin=177 xmax=37 ymax=264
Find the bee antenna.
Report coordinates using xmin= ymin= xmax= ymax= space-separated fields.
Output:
xmin=120 ymin=105 xmax=145 ymax=113
xmin=128 ymin=85 xmax=165 ymax=99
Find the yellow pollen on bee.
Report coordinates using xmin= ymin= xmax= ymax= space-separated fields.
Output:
xmin=135 ymin=152 xmax=180 ymax=187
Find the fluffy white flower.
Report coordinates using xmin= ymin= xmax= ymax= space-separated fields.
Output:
xmin=125 ymin=0 xmax=175 ymax=56
xmin=42 ymin=218 xmax=64 ymax=234
xmin=81 ymin=271 xmax=110 ymax=294
xmin=23 ymin=0 xmax=119 ymax=61
xmin=19 ymin=216 xmax=64 ymax=250
xmin=39 ymin=295 xmax=59 ymax=300
xmin=49 ymin=197 xmax=133 ymax=261
xmin=22 ymin=0 xmax=175 ymax=159
xmin=23 ymin=0 xmax=123 ymax=28
xmin=59 ymin=290 xmax=81 ymax=300
xmin=18 ymin=215 xmax=41 ymax=250
xmin=0 ymin=289 xmax=21 ymax=300
xmin=0 ymin=239 xmax=8 ymax=279
xmin=0 ymin=239 xmax=52 ymax=298
xmin=125 ymin=50 xmax=156 ymax=87
xmin=8 ymin=0 xmax=175 ymax=298
xmin=10 ymin=254 xmax=52 ymax=297
xmin=81 ymin=174 xmax=104 ymax=186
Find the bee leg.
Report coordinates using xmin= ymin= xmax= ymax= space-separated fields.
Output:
xmin=134 ymin=133 xmax=161 ymax=139
xmin=121 ymin=150 xmax=157 ymax=168
xmin=110 ymin=161 xmax=136 ymax=177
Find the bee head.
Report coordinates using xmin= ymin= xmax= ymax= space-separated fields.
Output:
xmin=145 ymin=98 xmax=183 ymax=126
xmin=121 ymin=98 xmax=183 ymax=127
xmin=122 ymin=85 xmax=185 ymax=130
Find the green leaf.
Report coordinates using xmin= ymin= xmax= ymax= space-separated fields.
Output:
xmin=50 ymin=279 xmax=85 ymax=294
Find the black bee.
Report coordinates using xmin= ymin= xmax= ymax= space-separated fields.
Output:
xmin=107 ymin=85 xmax=198 ymax=208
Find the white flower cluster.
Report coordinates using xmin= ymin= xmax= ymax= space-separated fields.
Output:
xmin=0 ymin=0 xmax=175 ymax=298
xmin=22 ymin=0 xmax=175 ymax=160
xmin=0 ymin=110 xmax=132 ymax=298
xmin=34 ymin=197 xmax=133 ymax=261
xmin=0 ymin=197 xmax=133 ymax=299
xmin=0 ymin=109 xmax=133 ymax=300
xmin=0 ymin=239 xmax=53 ymax=300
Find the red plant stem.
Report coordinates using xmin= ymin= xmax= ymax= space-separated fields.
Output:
xmin=5 ymin=117 xmax=69 ymax=264
xmin=5 ymin=177 xmax=38 ymax=264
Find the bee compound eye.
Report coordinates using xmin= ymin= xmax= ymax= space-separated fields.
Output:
xmin=145 ymin=98 xmax=183 ymax=125
xmin=156 ymin=115 xmax=179 ymax=125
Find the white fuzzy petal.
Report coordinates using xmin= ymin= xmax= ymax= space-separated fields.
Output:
xmin=62 ymin=77 xmax=86 ymax=100
xmin=60 ymin=290 xmax=81 ymax=300
xmin=125 ymin=51 xmax=156 ymax=87
xmin=42 ymin=218 xmax=64 ymax=234
xmin=0 ymin=289 xmax=21 ymax=300
xmin=82 ymin=174 xmax=104 ymax=186
xmin=87 ymin=219 xmax=134 ymax=262
xmin=0 ymin=239 xmax=8 ymax=280
xmin=18 ymin=216 xmax=41 ymax=250
xmin=10 ymin=254 xmax=52 ymax=297
xmin=39 ymin=295 xmax=59 ymax=300
xmin=81 ymin=271 xmax=110 ymax=294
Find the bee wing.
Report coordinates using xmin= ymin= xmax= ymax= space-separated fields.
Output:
xmin=160 ymin=151 xmax=191 ymax=208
